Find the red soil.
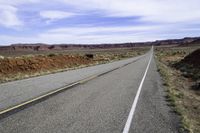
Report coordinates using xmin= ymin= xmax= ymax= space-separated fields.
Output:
xmin=0 ymin=54 xmax=93 ymax=76
xmin=181 ymin=49 xmax=200 ymax=68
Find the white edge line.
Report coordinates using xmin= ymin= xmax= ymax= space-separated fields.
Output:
xmin=122 ymin=46 xmax=153 ymax=133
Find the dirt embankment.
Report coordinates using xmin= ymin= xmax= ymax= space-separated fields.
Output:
xmin=156 ymin=47 xmax=200 ymax=133
xmin=0 ymin=50 xmax=145 ymax=83
xmin=0 ymin=55 xmax=91 ymax=74
xmin=0 ymin=54 xmax=101 ymax=83
xmin=178 ymin=49 xmax=200 ymax=68
xmin=174 ymin=49 xmax=200 ymax=82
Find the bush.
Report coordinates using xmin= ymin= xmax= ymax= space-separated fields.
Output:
xmin=85 ymin=54 xmax=94 ymax=59
xmin=48 ymin=53 xmax=56 ymax=57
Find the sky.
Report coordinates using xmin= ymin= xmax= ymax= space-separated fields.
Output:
xmin=0 ymin=0 xmax=200 ymax=45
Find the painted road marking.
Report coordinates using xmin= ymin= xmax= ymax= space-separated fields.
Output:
xmin=0 ymin=82 xmax=79 ymax=115
xmin=0 ymin=55 xmax=145 ymax=116
xmin=122 ymin=47 xmax=153 ymax=133
xmin=79 ymin=75 xmax=98 ymax=84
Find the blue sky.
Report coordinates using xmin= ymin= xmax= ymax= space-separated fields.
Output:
xmin=0 ymin=0 xmax=200 ymax=45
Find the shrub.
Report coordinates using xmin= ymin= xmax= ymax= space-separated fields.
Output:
xmin=85 ymin=54 xmax=94 ymax=59
xmin=48 ymin=53 xmax=56 ymax=57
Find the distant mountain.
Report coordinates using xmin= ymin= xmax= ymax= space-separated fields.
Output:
xmin=0 ymin=37 xmax=199 ymax=51
xmin=179 ymin=37 xmax=200 ymax=46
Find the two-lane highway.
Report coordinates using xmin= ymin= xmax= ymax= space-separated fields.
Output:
xmin=0 ymin=48 xmax=181 ymax=133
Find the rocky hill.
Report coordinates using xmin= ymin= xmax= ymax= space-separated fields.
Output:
xmin=0 ymin=37 xmax=199 ymax=52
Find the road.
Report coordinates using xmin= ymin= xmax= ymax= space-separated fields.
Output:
xmin=0 ymin=48 xmax=181 ymax=133
xmin=0 ymin=54 xmax=143 ymax=112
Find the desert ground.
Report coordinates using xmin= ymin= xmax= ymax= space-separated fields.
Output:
xmin=0 ymin=44 xmax=199 ymax=132
xmin=0 ymin=47 xmax=149 ymax=83
xmin=155 ymin=46 xmax=200 ymax=132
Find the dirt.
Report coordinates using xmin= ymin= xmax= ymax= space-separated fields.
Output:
xmin=0 ymin=49 xmax=148 ymax=83
xmin=174 ymin=49 xmax=200 ymax=82
xmin=155 ymin=47 xmax=200 ymax=133
xmin=179 ymin=49 xmax=200 ymax=68
xmin=0 ymin=54 xmax=92 ymax=74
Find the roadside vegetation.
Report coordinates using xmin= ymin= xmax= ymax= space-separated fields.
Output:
xmin=0 ymin=48 xmax=148 ymax=83
xmin=155 ymin=46 xmax=200 ymax=133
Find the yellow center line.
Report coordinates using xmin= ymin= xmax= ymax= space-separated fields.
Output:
xmin=0 ymin=55 xmax=144 ymax=116
xmin=78 ymin=75 xmax=98 ymax=84
xmin=0 ymin=74 xmax=100 ymax=115
xmin=0 ymin=82 xmax=78 ymax=115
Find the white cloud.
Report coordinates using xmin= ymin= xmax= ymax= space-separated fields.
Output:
xmin=1 ymin=23 xmax=199 ymax=45
xmin=36 ymin=24 xmax=190 ymax=44
xmin=45 ymin=23 xmax=199 ymax=41
xmin=0 ymin=0 xmax=199 ymax=44
xmin=2 ymin=24 xmax=198 ymax=45
xmin=40 ymin=10 xmax=76 ymax=23
xmin=48 ymin=25 xmax=160 ymax=35
xmin=59 ymin=0 xmax=200 ymax=23
xmin=0 ymin=5 xmax=23 ymax=28
xmin=0 ymin=0 xmax=41 ymax=28
xmin=0 ymin=0 xmax=40 ymax=5
xmin=1 ymin=0 xmax=200 ymax=27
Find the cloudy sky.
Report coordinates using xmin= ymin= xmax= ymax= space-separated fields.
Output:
xmin=0 ymin=0 xmax=200 ymax=45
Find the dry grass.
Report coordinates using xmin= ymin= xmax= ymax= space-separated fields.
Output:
xmin=0 ymin=48 xmax=148 ymax=83
xmin=155 ymin=46 xmax=200 ymax=133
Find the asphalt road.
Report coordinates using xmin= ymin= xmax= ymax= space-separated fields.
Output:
xmin=0 ymin=48 xmax=181 ymax=133
xmin=0 ymin=54 xmax=143 ymax=112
